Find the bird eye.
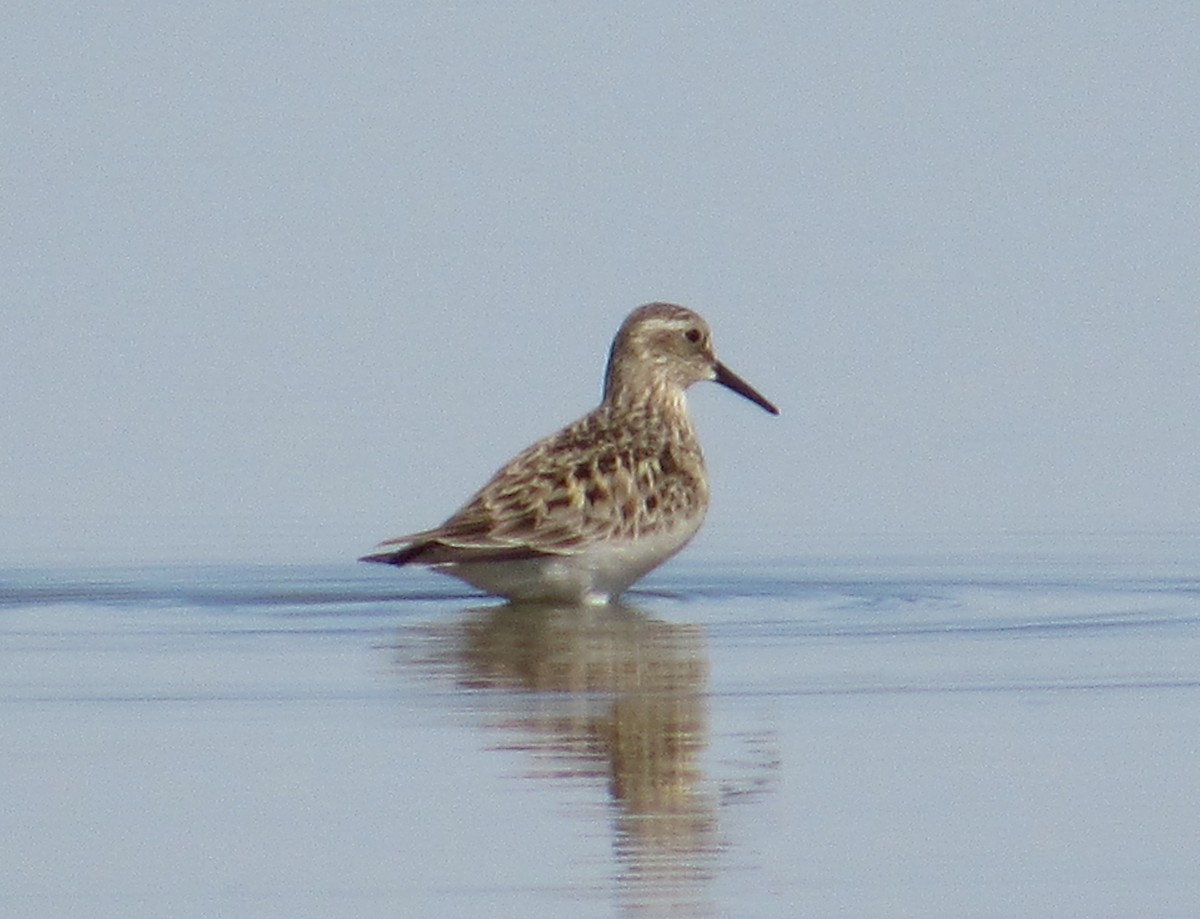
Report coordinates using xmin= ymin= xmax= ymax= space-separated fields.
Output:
xmin=685 ymin=328 xmax=701 ymax=343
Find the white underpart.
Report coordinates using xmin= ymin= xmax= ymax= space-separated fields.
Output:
xmin=430 ymin=514 xmax=705 ymax=604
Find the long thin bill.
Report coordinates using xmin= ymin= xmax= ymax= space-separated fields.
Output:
xmin=713 ymin=361 xmax=779 ymax=415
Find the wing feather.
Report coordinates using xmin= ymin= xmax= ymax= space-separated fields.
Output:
xmin=361 ymin=402 xmax=707 ymax=568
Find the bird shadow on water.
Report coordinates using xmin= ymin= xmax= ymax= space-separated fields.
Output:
xmin=388 ymin=600 xmax=730 ymax=913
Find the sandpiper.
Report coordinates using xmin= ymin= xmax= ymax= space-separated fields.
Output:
xmin=361 ymin=302 xmax=778 ymax=603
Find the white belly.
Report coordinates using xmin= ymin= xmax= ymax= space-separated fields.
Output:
xmin=435 ymin=517 xmax=704 ymax=603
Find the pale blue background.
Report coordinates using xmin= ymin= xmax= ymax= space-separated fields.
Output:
xmin=4 ymin=3 xmax=1198 ymax=565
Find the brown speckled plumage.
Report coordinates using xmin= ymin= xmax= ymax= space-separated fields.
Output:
xmin=362 ymin=302 xmax=777 ymax=602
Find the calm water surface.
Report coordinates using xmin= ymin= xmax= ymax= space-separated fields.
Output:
xmin=3 ymin=534 xmax=1199 ymax=918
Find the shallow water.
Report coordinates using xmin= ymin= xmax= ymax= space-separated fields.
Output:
xmin=3 ymin=534 xmax=1200 ymax=917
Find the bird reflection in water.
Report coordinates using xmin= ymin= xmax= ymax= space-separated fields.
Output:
xmin=400 ymin=601 xmax=718 ymax=907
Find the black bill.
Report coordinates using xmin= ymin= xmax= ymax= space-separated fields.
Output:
xmin=714 ymin=361 xmax=779 ymax=415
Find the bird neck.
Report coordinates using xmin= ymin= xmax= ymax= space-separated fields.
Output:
xmin=602 ymin=342 xmax=681 ymax=411
xmin=602 ymin=370 xmax=688 ymax=420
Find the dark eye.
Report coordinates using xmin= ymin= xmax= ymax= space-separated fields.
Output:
xmin=685 ymin=328 xmax=701 ymax=343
